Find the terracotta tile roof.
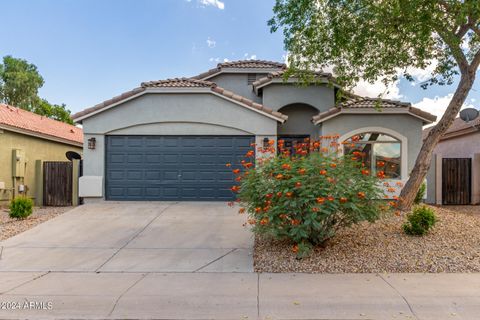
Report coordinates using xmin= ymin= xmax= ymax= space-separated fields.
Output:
xmin=0 ymin=104 xmax=83 ymax=145
xmin=252 ymin=70 xmax=335 ymax=89
xmin=219 ymin=60 xmax=286 ymax=69
xmin=211 ymin=86 xmax=288 ymax=121
xmin=423 ymin=116 xmax=480 ymax=140
xmin=191 ymin=59 xmax=286 ymax=80
xmin=141 ymin=78 xmax=215 ymax=88
xmin=312 ymin=97 xmax=437 ymax=124
xmin=72 ymin=78 xmax=287 ymax=122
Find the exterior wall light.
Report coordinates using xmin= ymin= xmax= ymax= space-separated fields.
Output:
xmin=263 ymin=137 xmax=270 ymax=149
xmin=88 ymin=137 xmax=96 ymax=150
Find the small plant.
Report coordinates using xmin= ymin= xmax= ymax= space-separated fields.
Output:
xmin=414 ymin=182 xmax=426 ymax=204
xmin=403 ymin=205 xmax=436 ymax=236
xmin=9 ymin=197 xmax=34 ymax=219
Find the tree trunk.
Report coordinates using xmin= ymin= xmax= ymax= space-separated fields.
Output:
xmin=398 ymin=70 xmax=477 ymax=211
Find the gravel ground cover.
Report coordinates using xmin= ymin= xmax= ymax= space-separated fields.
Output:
xmin=0 ymin=206 xmax=72 ymax=241
xmin=254 ymin=205 xmax=480 ymax=273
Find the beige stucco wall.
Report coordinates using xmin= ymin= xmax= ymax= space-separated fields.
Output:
xmin=0 ymin=129 xmax=82 ymax=205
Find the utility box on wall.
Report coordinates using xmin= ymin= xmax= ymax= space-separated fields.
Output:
xmin=12 ymin=149 xmax=26 ymax=178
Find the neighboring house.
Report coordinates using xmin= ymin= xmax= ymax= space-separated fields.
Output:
xmin=72 ymin=60 xmax=436 ymax=202
xmin=0 ymin=104 xmax=83 ymax=206
xmin=425 ymin=117 xmax=480 ymax=205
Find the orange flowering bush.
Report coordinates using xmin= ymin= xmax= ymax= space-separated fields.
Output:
xmin=231 ymin=137 xmax=387 ymax=258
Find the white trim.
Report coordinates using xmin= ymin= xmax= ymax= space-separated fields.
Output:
xmin=0 ymin=124 xmax=83 ymax=147
xmin=209 ymin=91 xmax=286 ymax=123
xmin=313 ymin=108 xmax=434 ymax=125
xmin=338 ymin=127 xmax=408 ymax=180
xmin=200 ymin=68 xmax=282 ymax=80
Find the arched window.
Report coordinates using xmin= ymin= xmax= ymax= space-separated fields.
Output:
xmin=343 ymin=132 xmax=401 ymax=179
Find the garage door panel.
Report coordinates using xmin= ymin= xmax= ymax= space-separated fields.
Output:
xmin=145 ymin=171 xmax=161 ymax=180
xmin=127 ymin=154 xmax=143 ymax=163
xmin=106 ymin=136 xmax=254 ymax=201
xmin=126 ymin=171 xmax=143 ymax=180
xmin=163 ymin=154 xmax=179 ymax=163
xmin=145 ymin=154 xmax=161 ymax=163
xmin=127 ymin=137 xmax=144 ymax=147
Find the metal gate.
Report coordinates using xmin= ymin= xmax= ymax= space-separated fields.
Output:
xmin=43 ymin=161 xmax=73 ymax=206
xmin=442 ymin=158 xmax=471 ymax=205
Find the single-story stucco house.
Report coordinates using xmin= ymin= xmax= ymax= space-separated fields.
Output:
xmin=425 ymin=117 xmax=480 ymax=205
xmin=0 ymin=104 xmax=83 ymax=206
xmin=72 ymin=60 xmax=436 ymax=202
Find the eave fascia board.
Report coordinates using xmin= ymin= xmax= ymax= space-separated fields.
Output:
xmin=313 ymin=108 xmax=434 ymax=125
xmin=0 ymin=124 xmax=83 ymax=147
xmin=210 ymin=91 xmax=286 ymax=123
xmin=254 ymin=76 xmax=340 ymax=94
xmin=200 ymin=68 xmax=283 ymax=80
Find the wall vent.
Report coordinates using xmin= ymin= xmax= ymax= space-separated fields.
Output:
xmin=247 ymin=73 xmax=257 ymax=85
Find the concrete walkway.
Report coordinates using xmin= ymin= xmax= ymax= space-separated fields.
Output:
xmin=0 ymin=203 xmax=479 ymax=319
xmin=1 ymin=272 xmax=479 ymax=319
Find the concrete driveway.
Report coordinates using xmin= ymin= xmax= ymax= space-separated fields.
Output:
xmin=0 ymin=202 xmax=253 ymax=273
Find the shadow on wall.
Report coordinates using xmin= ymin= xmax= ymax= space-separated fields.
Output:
xmin=277 ymin=103 xmax=319 ymax=138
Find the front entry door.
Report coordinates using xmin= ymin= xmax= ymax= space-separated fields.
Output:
xmin=278 ymin=135 xmax=310 ymax=155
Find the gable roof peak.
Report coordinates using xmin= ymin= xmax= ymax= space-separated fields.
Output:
xmin=312 ymin=97 xmax=436 ymax=125
xmin=141 ymin=77 xmax=216 ymax=88
xmin=217 ymin=59 xmax=286 ymax=69
xmin=192 ymin=59 xmax=286 ymax=80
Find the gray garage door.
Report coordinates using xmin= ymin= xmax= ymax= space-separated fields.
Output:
xmin=105 ymin=135 xmax=254 ymax=201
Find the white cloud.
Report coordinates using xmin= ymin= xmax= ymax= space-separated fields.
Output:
xmin=206 ymin=37 xmax=216 ymax=48
xmin=243 ymin=53 xmax=257 ymax=60
xmin=353 ymin=79 xmax=402 ymax=100
xmin=413 ymin=93 xmax=475 ymax=126
xmin=405 ymin=59 xmax=438 ymax=83
xmin=198 ymin=0 xmax=224 ymax=10
xmin=209 ymin=57 xmax=229 ymax=63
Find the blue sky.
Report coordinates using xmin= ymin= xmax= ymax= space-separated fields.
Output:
xmin=0 ymin=0 xmax=478 ymax=121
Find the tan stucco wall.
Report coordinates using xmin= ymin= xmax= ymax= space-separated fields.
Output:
xmin=0 ymin=129 xmax=82 ymax=205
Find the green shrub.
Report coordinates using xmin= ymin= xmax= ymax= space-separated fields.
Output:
xmin=9 ymin=197 xmax=34 ymax=219
xmin=403 ymin=205 xmax=436 ymax=236
xmin=233 ymin=138 xmax=389 ymax=258
xmin=414 ymin=182 xmax=426 ymax=204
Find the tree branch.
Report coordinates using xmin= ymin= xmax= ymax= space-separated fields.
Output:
xmin=470 ymin=24 xmax=480 ymax=38
xmin=470 ymin=48 xmax=480 ymax=71
xmin=436 ymin=27 xmax=469 ymax=72
xmin=455 ymin=23 xmax=471 ymax=38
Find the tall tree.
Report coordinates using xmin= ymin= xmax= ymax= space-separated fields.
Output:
xmin=0 ymin=55 xmax=44 ymax=110
xmin=269 ymin=0 xmax=480 ymax=210
xmin=32 ymin=98 xmax=74 ymax=125
xmin=0 ymin=55 xmax=74 ymax=124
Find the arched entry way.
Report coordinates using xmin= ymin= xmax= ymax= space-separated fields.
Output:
xmin=277 ymin=103 xmax=319 ymax=154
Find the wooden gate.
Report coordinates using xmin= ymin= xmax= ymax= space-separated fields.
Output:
xmin=442 ymin=158 xmax=471 ymax=205
xmin=43 ymin=161 xmax=73 ymax=206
